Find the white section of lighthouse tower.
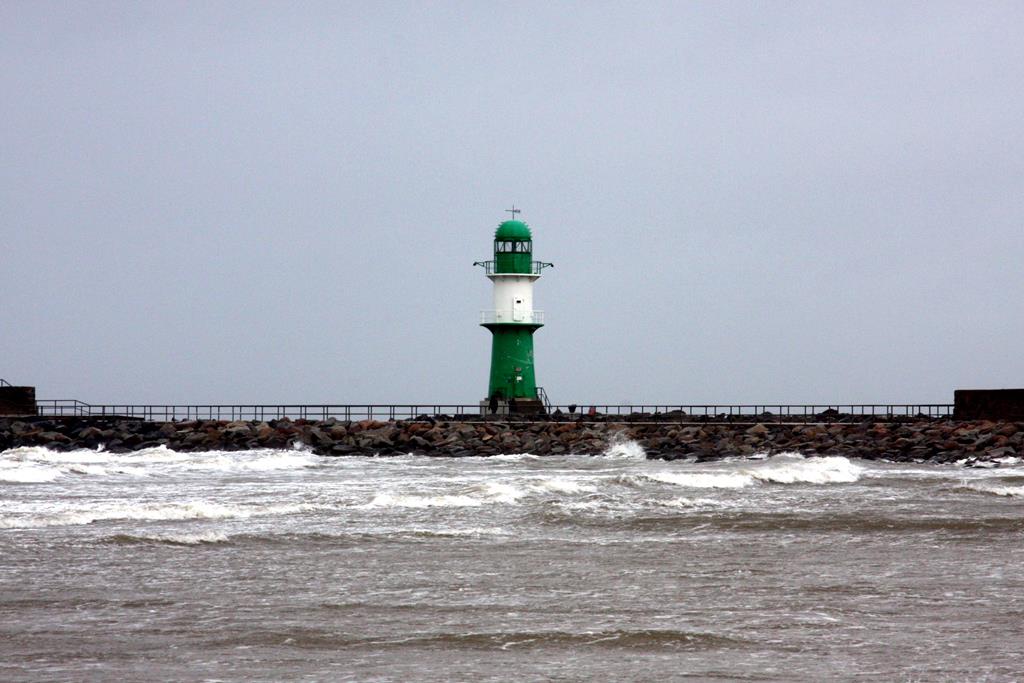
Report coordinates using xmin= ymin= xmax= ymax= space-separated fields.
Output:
xmin=486 ymin=273 xmax=542 ymax=324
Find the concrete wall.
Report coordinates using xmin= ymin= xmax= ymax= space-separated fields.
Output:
xmin=954 ymin=389 xmax=1024 ymax=421
xmin=0 ymin=386 xmax=37 ymax=416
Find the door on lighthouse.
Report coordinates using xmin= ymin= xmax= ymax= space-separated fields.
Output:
xmin=512 ymin=297 xmax=526 ymax=322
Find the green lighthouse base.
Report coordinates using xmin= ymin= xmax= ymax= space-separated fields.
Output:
xmin=479 ymin=398 xmax=546 ymax=417
xmin=482 ymin=323 xmax=542 ymax=398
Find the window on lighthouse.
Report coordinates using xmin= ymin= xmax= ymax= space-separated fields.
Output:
xmin=496 ymin=241 xmax=532 ymax=253
xmin=513 ymin=297 xmax=525 ymax=321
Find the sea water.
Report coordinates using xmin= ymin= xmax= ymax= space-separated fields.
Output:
xmin=2 ymin=442 xmax=1024 ymax=681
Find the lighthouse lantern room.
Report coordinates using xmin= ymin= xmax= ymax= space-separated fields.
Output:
xmin=475 ymin=213 xmax=552 ymax=415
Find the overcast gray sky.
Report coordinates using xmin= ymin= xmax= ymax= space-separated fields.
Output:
xmin=2 ymin=1 xmax=1022 ymax=406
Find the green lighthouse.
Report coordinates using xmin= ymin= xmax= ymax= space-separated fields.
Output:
xmin=475 ymin=213 xmax=553 ymax=414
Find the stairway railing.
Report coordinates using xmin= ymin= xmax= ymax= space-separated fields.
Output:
xmin=535 ymin=387 xmax=552 ymax=412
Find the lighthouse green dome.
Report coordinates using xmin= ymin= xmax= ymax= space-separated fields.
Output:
xmin=495 ymin=220 xmax=532 ymax=240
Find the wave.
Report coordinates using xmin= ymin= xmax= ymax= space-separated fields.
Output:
xmin=655 ymin=496 xmax=732 ymax=509
xmin=361 ymin=481 xmax=527 ymax=509
xmin=101 ymin=526 xmax=514 ymax=549
xmin=640 ymin=471 xmax=754 ymax=489
xmin=5 ymin=445 xmax=189 ymax=465
xmin=715 ymin=512 xmax=1024 ymax=534
xmin=486 ymin=453 xmax=541 ymax=462
xmin=554 ymin=499 xmax=608 ymax=512
xmin=528 ymin=476 xmax=595 ymax=494
xmin=620 ymin=454 xmax=863 ymax=491
xmin=400 ymin=527 xmax=511 ymax=538
xmin=179 ymin=451 xmax=321 ymax=473
xmin=747 ymin=454 xmax=864 ymax=484
xmin=64 ymin=445 xmax=189 ymax=464
xmin=208 ymin=627 xmax=747 ymax=651
xmin=0 ymin=500 xmax=328 ymax=529
xmin=0 ymin=463 xmax=63 ymax=483
xmin=0 ymin=445 xmax=322 ymax=483
xmin=960 ymin=482 xmax=1024 ymax=497
xmin=601 ymin=436 xmax=647 ymax=460
xmin=362 ymin=493 xmax=487 ymax=508
xmin=104 ymin=531 xmax=231 ymax=546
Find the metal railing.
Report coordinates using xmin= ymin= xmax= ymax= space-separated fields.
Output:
xmin=34 ymin=401 xmax=481 ymax=422
xmin=480 ymin=310 xmax=545 ymax=325
xmin=536 ymin=387 xmax=552 ymax=412
xmin=32 ymin=400 xmax=955 ymax=422
xmin=546 ymin=404 xmax=955 ymax=421
xmin=0 ymin=379 xmax=11 ymax=387
xmin=472 ymin=260 xmax=554 ymax=276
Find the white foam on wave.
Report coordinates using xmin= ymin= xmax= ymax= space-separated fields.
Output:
xmin=361 ymin=481 xmax=527 ymax=509
xmin=2 ymin=445 xmax=77 ymax=461
xmin=36 ymin=449 xmax=123 ymax=464
xmin=656 ymin=496 xmax=731 ymax=509
xmin=528 ymin=476 xmax=595 ymax=494
xmin=748 ymin=454 xmax=863 ymax=485
xmin=0 ymin=445 xmax=321 ymax=483
xmin=601 ymin=436 xmax=647 ymax=460
xmin=962 ymin=482 xmax=1024 ymax=497
xmin=487 ymin=453 xmax=541 ymax=462
xmin=0 ymin=500 xmax=327 ymax=529
xmin=66 ymin=464 xmax=111 ymax=476
xmin=642 ymin=471 xmax=755 ymax=489
xmin=557 ymin=499 xmax=606 ymax=511
xmin=364 ymin=493 xmax=485 ymax=508
xmin=476 ymin=481 xmax=528 ymax=502
xmin=68 ymin=445 xmax=192 ymax=465
xmin=623 ymin=454 xmax=863 ymax=491
xmin=181 ymin=451 xmax=321 ymax=473
xmin=0 ymin=463 xmax=63 ymax=483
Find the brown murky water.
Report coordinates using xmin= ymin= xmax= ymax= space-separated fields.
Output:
xmin=3 ymin=442 xmax=1024 ymax=681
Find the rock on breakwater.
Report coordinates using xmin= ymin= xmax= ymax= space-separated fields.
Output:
xmin=1 ymin=417 xmax=1023 ymax=465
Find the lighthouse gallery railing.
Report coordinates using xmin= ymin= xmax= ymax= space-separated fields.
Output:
xmin=480 ymin=310 xmax=545 ymax=324
xmin=473 ymin=260 xmax=553 ymax=276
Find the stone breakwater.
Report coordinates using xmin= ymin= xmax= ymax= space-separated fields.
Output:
xmin=2 ymin=417 xmax=1023 ymax=465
